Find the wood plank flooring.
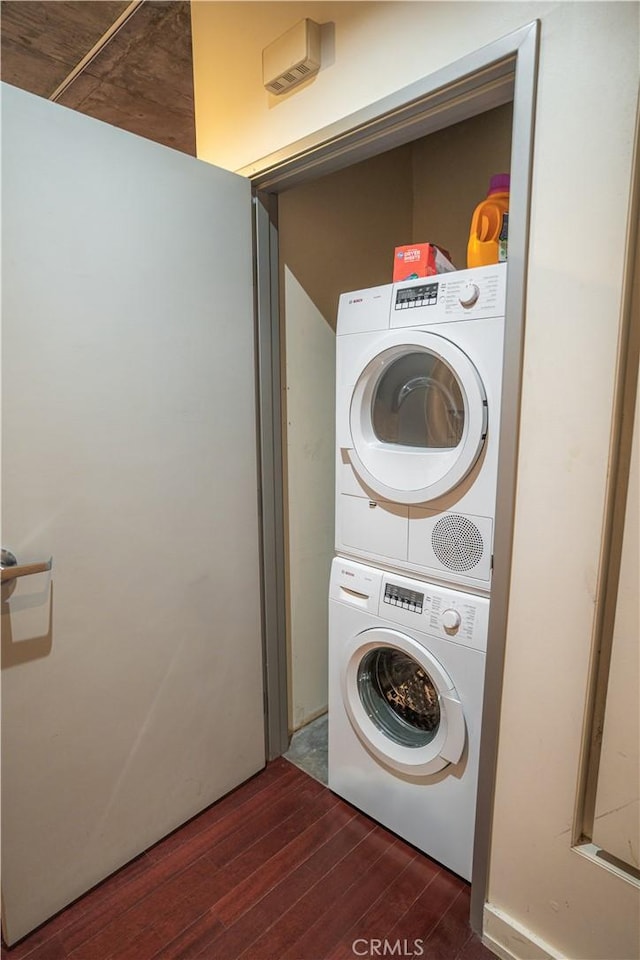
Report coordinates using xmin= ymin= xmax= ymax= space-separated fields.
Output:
xmin=1 ymin=758 xmax=494 ymax=960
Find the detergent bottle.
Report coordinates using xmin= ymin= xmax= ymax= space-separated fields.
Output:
xmin=467 ymin=173 xmax=510 ymax=268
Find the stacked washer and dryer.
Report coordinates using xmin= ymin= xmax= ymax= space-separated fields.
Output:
xmin=328 ymin=263 xmax=507 ymax=881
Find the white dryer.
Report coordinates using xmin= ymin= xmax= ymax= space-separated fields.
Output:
xmin=335 ymin=263 xmax=506 ymax=593
xmin=328 ymin=557 xmax=488 ymax=881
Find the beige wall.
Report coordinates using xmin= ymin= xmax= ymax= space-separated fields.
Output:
xmin=191 ymin=1 xmax=547 ymax=173
xmin=592 ymin=368 xmax=639 ymax=869
xmin=279 ymin=145 xmax=414 ymax=331
xmin=192 ymin=3 xmax=640 ymax=958
xmin=412 ymin=104 xmax=513 ymax=269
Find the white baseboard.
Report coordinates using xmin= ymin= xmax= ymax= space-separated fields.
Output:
xmin=483 ymin=903 xmax=567 ymax=960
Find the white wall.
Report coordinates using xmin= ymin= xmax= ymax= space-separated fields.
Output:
xmin=192 ymin=4 xmax=640 ymax=959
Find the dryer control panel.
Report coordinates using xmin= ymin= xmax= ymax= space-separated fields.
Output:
xmin=390 ymin=262 xmax=506 ymax=327
xmin=337 ymin=263 xmax=506 ymax=336
xmin=394 ymin=281 xmax=439 ymax=311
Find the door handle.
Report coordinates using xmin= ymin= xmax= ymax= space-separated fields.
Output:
xmin=1 ymin=548 xmax=53 ymax=582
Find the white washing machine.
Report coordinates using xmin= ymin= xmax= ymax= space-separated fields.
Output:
xmin=335 ymin=263 xmax=506 ymax=593
xmin=328 ymin=557 xmax=488 ymax=881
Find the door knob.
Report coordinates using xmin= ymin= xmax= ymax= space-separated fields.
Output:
xmin=1 ymin=548 xmax=53 ymax=582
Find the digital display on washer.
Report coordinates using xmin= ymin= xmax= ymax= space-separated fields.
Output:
xmin=384 ymin=583 xmax=424 ymax=614
xmin=395 ymin=282 xmax=439 ymax=309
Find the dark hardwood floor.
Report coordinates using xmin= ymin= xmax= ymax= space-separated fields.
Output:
xmin=1 ymin=759 xmax=494 ymax=960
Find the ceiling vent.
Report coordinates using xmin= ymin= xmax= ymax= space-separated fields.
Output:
xmin=263 ymin=19 xmax=321 ymax=95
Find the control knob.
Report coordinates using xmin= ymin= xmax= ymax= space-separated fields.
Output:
xmin=459 ymin=282 xmax=480 ymax=308
xmin=442 ymin=609 xmax=462 ymax=633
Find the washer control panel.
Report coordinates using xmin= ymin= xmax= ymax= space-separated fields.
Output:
xmin=330 ymin=558 xmax=490 ymax=653
xmin=380 ymin=571 xmax=490 ymax=653
xmin=383 ymin=582 xmax=424 ymax=614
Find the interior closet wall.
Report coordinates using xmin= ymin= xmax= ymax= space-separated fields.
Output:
xmin=411 ymin=104 xmax=513 ymax=268
xmin=278 ymin=146 xmax=413 ymax=730
xmin=278 ymin=105 xmax=512 ymax=731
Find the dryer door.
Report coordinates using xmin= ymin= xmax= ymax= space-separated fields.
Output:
xmin=341 ymin=627 xmax=466 ymax=777
xmin=347 ymin=331 xmax=487 ymax=504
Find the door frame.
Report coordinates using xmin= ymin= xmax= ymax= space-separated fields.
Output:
xmin=250 ymin=20 xmax=539 ymax=933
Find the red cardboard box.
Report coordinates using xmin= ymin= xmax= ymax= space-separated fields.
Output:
xmin=393 ymin=243 xmax=456 ymax=282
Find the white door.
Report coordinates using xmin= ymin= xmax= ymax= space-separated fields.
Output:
xmin=347 ymin=330 xmax=487 ymax=503
xmin=1 ymin=84 xmax=265 ymax=945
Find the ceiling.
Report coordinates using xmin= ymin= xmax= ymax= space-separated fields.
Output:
xmin=0 ymin=0 xmax=196 ymax=155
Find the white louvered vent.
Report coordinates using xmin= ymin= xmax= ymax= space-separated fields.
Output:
xmin=263 ymin=19 xmax=321 ymax=95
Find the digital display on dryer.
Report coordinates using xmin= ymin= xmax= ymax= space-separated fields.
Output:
xmin=384 ymin=583 xmax=424 ymax=614
xmin=395 ymin=283 xmax=438 ymax=309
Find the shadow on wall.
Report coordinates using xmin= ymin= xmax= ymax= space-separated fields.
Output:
xmin=1 ymin=576 xmax=54 ymax=667
xmin=277 ymin=103 xmax=513 ymax=328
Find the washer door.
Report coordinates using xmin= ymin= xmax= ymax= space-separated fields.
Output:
xmin=341 ymin=627 xmax=466 ymax=777
xmin=348 ymin=331 xmax=487 ymax=504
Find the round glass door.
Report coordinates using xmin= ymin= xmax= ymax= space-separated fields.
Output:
xmin=341 ymin=628 xmax=466 ymax=777
xmin=372 ymin=352 xmax=465 ymax=450
xmin=348 ymin=332 xmax=487 ymax=504
xmin=357 ymin=647 xmax=441 ymax=748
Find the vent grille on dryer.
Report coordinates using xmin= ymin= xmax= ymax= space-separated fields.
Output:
xmin=431 ymin=515 xmax=484 ymax=571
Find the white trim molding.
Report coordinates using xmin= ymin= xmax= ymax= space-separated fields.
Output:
xmin=483 ymin=904 xmax=567 ymax=960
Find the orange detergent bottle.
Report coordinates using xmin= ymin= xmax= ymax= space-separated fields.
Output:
xmin=467 ymin=173 xmax=510 ymax=268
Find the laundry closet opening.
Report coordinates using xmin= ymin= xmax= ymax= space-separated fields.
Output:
xmin=277 ymin=102 xmax=513 ymax=748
